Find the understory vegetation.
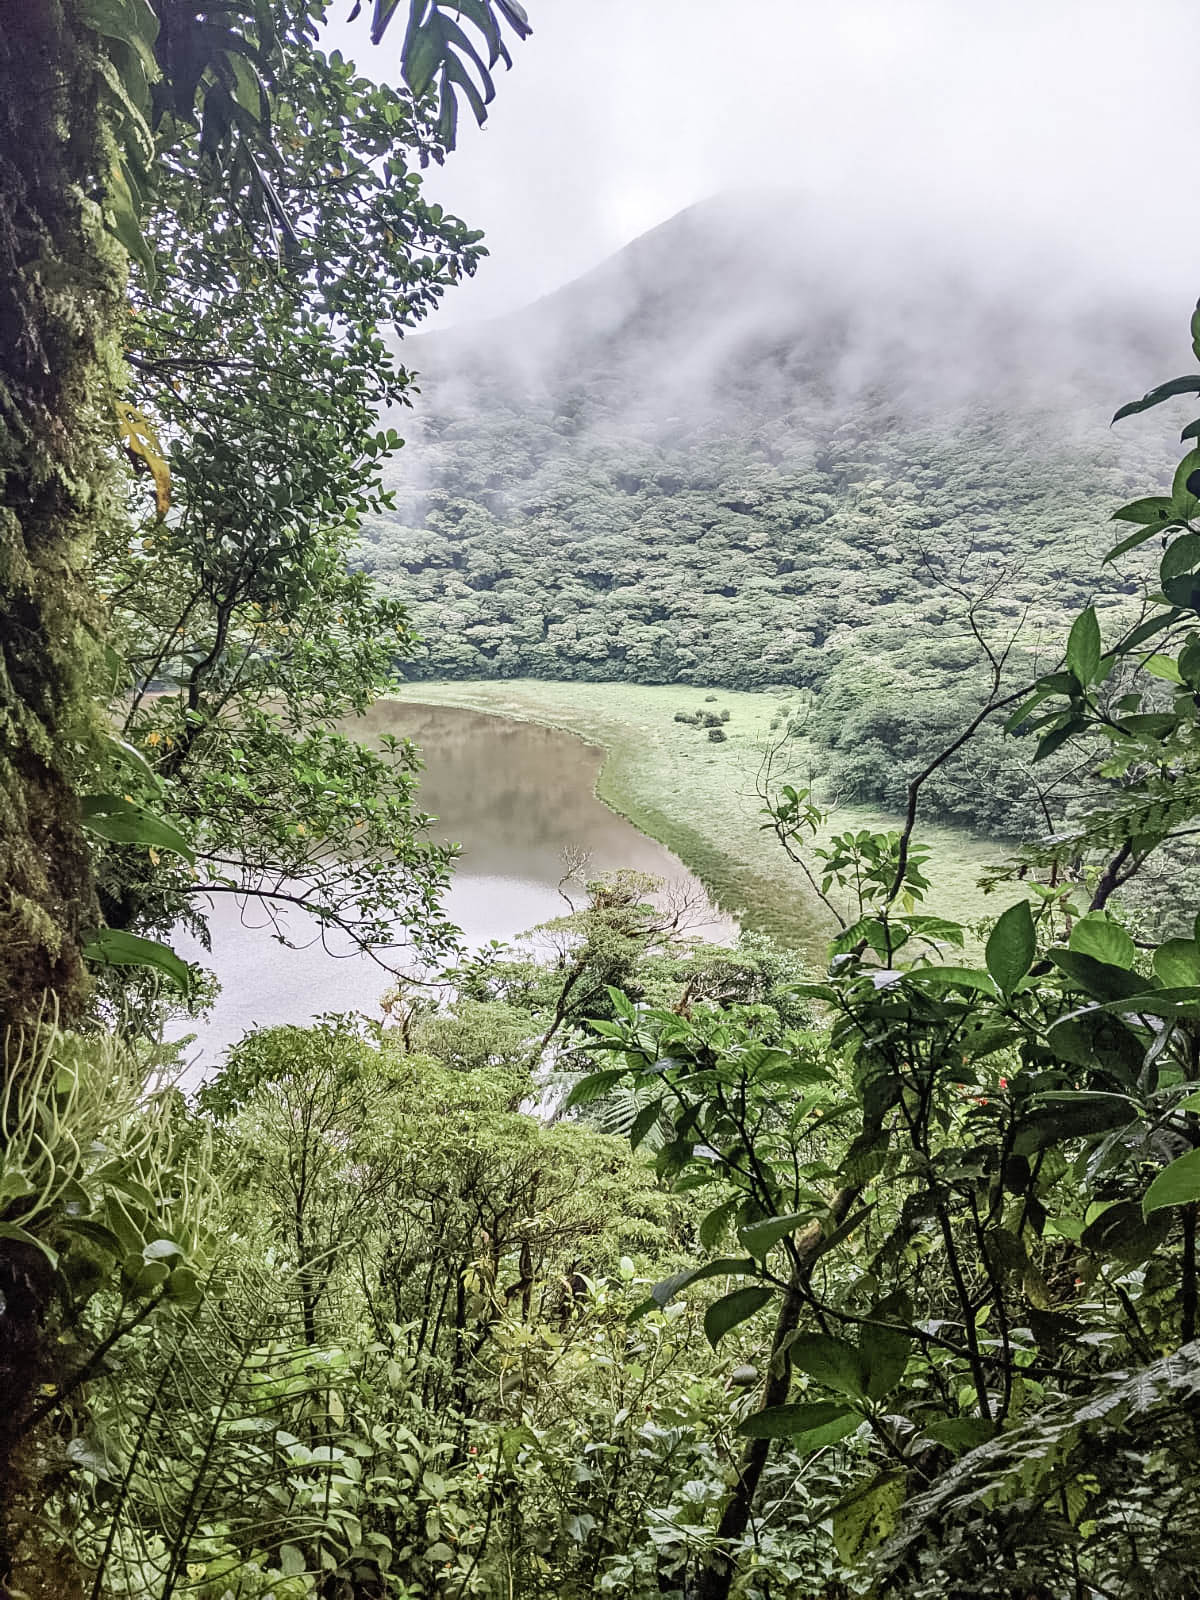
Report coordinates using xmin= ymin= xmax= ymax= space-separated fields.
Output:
xmin=8 ymin=3 xmax=1200 ymax=1598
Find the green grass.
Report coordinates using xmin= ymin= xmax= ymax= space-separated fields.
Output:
xmin=393 ymin=680 xmax=1016 ymax=965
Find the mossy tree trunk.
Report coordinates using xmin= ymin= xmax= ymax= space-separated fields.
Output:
xmin=0 ymin=0 xmax=125 ymax=1031
xmin=0 ymin=14 xmax=125 ymax=1571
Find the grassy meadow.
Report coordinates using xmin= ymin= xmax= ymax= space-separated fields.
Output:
xmin=395 ymin=679 xmax=1016 ymax=963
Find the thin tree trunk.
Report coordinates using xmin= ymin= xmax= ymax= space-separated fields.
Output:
xmin=690 ymin=1184 xmax=863 ymax=1600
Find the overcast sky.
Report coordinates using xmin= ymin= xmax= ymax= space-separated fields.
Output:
xmin=324 ymin=1 xmax=1199 ymax=331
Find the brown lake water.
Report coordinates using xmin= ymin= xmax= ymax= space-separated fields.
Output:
xmin=173 ymin=701 xmax=733 ymax=1068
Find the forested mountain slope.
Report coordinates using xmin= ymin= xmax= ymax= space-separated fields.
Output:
xmin=363 ymin=195 xmax=1180 ymax=833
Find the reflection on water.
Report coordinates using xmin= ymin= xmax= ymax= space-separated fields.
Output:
xmin=172 ymin=701 xmax=733 ymax=1069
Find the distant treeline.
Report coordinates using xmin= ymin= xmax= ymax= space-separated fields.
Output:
xmin=361 ymin=361 xmax=1167 ymax=841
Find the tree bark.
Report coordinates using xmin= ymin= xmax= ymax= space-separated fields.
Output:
xmin=0 ymin=0 xmax=124 ymax=1032
xmin=0 ymin=3 xmax=127 ymax=1582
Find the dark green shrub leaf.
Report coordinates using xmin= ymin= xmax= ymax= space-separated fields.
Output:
xmin=649 ymin=1257 xmax=757 ymax=1307
xmin=1070 ymin=916 xmax=1136 ymax=969
xmin=704 ymin=1286 xmax=774 ymax=1348
xmin=1144 ymin=1148 xmax=1200 ymax=1216
xmin=1154 ymin=939 xmax=1200 ymax=988
xmin=82 ymin=929 xmax=192 ymax=994
xmin=738 ymin=1210 xmax=814 ymax=1259
xmin=1066 ymin=607 xmax=1101 ymax=685
xmin=737 ymin=1401 xmax=860 ymax=1448
xmin=985 ymin=900 xmax=1035 ymax=995
xmin=832 ymin=1470 xmax=907 ymax=1566
xmin=787 ymin=1333 xmax=869 ymax=1399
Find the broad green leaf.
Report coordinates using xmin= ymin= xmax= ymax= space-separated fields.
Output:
xmin=80 ymin=795 xmax=195 ymax=862
xmin=1112 ymin=374 xmax=1200 ymax=423
xmin=787 ymin=1333 xmax=869 ymax=1400
xmin=1161 ymin=532 xmax=1200 ymax=585
xmin=563 ymin=1068 xmax=630 ymax=1108
xmin=1143 ymin=653 xmax=1184 ymax=683
xmin=83 ymin=928 xmax=192 ymax=994
xmin=279 ymin=1544 xmax=307 ymax=1578
xmin=1105 ymin=520 xmax=1172 ymax=563
xmin=1110 ymin=494 xmax=1178 ymax=526
xmin=1065 ymin=607 xmax=1101 ymax=686
xmin=1154 ymin=940 xmax=1200 ymax=988
xmin=738 ymin=1210 xmax=814 ymax=1259
xmin=1070 ymin=916 xmax=1136 ymax=970
xmin=1049 ymin=949 xmax=1151 ymax=1002
xmin=1014 ymin=1092 xmax=1138 ymax=1155
xmin=737 ymin=1401 xmax=860 ymax=1449
xmin=1080 ymin=1199 xmax=1167 ymax=1262
xmin=704 ymin=1286 xmax=774 ymax=1348
xmin=628 ymin=1099 xmax=663 ymax=1151
xmin=649 ymin=1257 xmax=757 ymax=1308
xmin=906 ymin=966 xmax=997 ymax=996
xmin=861 ymin=1298 xmax=912 ymax=1401
xmin=1144 ymin=1147 xmax=1200 ymax=1216
xmin=832 ymin=1470 xmax=907 ymax=1566
xmin=0 ymin=1221 xmax=58 ymax=1268
xmin=699 ymin=1196 xmax=741 ymax=1252
xmin=985 ymin=900 xmax=1035 ymax=996
xmin=921 ymin=1417 xmax=994 ymax=1452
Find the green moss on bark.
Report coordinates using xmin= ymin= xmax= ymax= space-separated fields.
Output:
xmin=0 ymin=1 xmax=129 ymax=1027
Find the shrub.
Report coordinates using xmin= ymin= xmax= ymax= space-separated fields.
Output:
xmin=707 ymin=727 xmax=726 ymax=742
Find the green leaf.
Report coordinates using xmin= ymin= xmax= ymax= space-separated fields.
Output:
xmin=649 ymin=1257 xmax=757 ymax=1308
xmin=279 ymin=1544 xmax=307 ymax=1578
xmin=1080 ymin=1199 xmax=1167 ymax=1262
xmin=906 ymin=966 xmax=998 ymax=996
xmin=921 ymin=1417 xmax=995 ymax=1452
xmin=1154 ymin=940 xmax=1200 ymax=988
xmin=737 ymin=1401 xmax=860 ymax=1449
xmin=1161 ymin=533 xmax=1200 ymax=585
xmin=83 ymin=928 xmax=192 ymax=994
xmin=1112 ymin=375 xmax=1200 ymax=424
xmin=984 ymin=900 xmax=1035 ymax=996
xmin=1143 ymin=652 xmax=1184 ymax=683
xmin=562 ymin=1068 xmax=629 ymax=1108
xmin=628 ymin=1099 xmax=663 ymax=1151
xmin=704 ymin=1286 xmax=774 ymax=1348
xmin=1066 ymin=607 xmax=1101 ymax=686
xmin=699 ymin=1196 xmax=741 ymax=1252
xmin=861 ymin=1302 xmax=912 ymax=1401
xmin=1014 ymin=1091 xmax=1138 ymax=1155
xmin=1070 ymin=916 xmax=1136 ymax=970
xmin=1049 ymin=949 xmax=1152 ymax=1002
xmin=1111 ymin=494 xmax=1178 ymax=526
xmin=0 ymin=1221 xmax=58 ymax=1270
xmin=80 ymin=795 xmax=195 ymax=863
xmin=787 ymin=1333 xmax=869 ymax=1400
xmin=1144 ymin=1147 xmax=1200 ymax=1216
xmin=1105 ymin=521 xmax=1172 ymax=563
xmin=831 ymin=1470 xmax=907 ymax=1566
xmin=738 ymin=1210 xmax=814 ymax=1259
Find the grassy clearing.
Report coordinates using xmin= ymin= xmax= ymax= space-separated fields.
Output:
xmin=393 ymin=680 xmax=1016 ymax=965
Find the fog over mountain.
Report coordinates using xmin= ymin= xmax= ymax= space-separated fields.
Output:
xmin=398 ymin=190 xmax=1182 ymax=449
xmin=360 ymin=194 xmax=1187 ymax=838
